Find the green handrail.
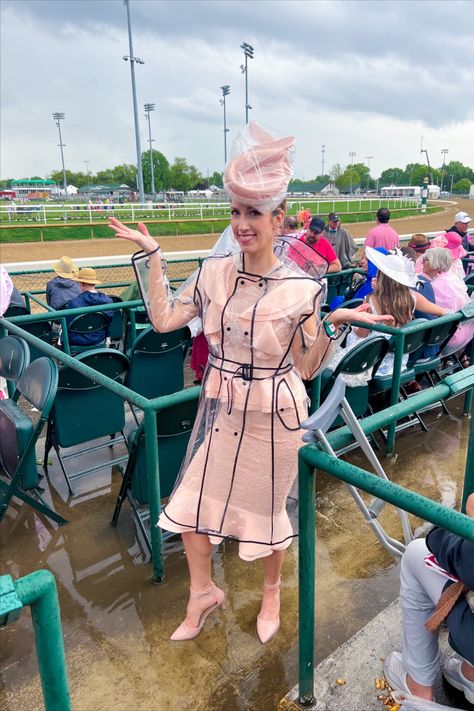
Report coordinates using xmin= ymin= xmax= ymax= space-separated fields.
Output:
xmin=0 ymin=570 xmax=71 ymax=711
xmin=0 ymin=317 xmax=200 ymax=582
xmin=297 ymin=369 xmax=474 ymax=704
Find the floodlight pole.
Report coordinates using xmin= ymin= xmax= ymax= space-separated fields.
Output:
xmin=144 ymin=103 xmax=156 ymax=196
xmin=440 ymin=148 xmax=449 ymax=193
xmin=365 ymin=155 xmax=374 ymax=190
xmin=321 ymin=145 xmax=325 ymax=177
xmin=123 ymin=0 xmax=145 ymax=203
xmin=349 ymin=151 xmax=356 ymax=194
xmin=52 ymin=113 xmax=67 ymax=197
xmin=220 ymin=85 xmax=230 ymax=163
xmin=83 ymin=160 xmax=91 ymax=194
xmin=240 ymin=42 xmax=254 ymax=124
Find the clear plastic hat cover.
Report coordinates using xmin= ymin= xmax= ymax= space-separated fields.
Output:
xmin=274 ymin=235 xmax=329 ymax=281
xmin=224 ymin=122 xmax=295 ymax=212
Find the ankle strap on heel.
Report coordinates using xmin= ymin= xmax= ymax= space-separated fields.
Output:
xmin=263 ymin=578 xmax=281 ymax=590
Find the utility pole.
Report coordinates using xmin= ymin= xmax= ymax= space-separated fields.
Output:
xmin=321 ymin=144 xmax=325 ymax=177
xmin=123 ymin=0 xmax=145 ymax=203
xmin=349 ymin=151 xmax=356 ymax=194
xmin=440 ymin=148 xmax=449 ymax=193
xmin=144 ymin=103 xmax=156 ymax=196
xmin=52 ymin=113 xmax=67 ymax=197
xmin=220 ymin=85 xmax=230 ymax=163
xmin=240 ymin=42 xmax=254 ymax=124
xmin=83 ymin=160 xmax=91 ymax=194
xmin=365 ymin=155 xmax=374 ymax=190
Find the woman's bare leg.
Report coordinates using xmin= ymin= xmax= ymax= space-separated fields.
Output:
xmin=259 ymin=550 xmax=285 ymax=619
xmin=179 ymin=531 xmax=218 ymax=628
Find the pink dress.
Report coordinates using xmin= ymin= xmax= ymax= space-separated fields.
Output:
xmin=132 ymin=249 xmax=338 ymax=560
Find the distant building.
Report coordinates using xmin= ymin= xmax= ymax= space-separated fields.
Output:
xmin=380 ymin=184 xmax=440 ymax=199
xmin=11 ymin=179 xmax=55 ymax=199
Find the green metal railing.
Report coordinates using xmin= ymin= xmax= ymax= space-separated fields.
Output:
xmin=0 ymin=570 xmax=71 ymax=711
xmin=297 ymin=368 xmax=474 ymax=705
xmin=0 ymin=317 xmax=200 ymax=583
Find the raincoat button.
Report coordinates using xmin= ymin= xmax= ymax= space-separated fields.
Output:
xmin=244 ymin=331 xmax=249 ymax=336
xmin=226 ymin=326 xmax=231 ymax=331
xmin=233 ymin=432 xmax=238 ymax=436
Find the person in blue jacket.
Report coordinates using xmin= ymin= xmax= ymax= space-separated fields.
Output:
xmin=384 ymin=493 xmax=474 ymax=705
xmin=65 ymin=267 xmax=113 ymax=346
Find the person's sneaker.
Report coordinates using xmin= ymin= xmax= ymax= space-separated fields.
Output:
xmin=384 ymin=651 xmax=412 ymax=694
xmin=441 ymin=654 xmax=474 ymax=704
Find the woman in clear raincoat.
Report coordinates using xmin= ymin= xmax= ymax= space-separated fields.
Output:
xmin=109 ymin=123 xmax=392 ymax=643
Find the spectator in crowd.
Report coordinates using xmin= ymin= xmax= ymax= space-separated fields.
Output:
xmin=364 ymin=207 xmax=400 ymax=251
xmin=281 ymin=215 xmax=301 ymax=237
xmin=0 ymin=265 xmax=13 ymax=316
xmin=419 ymin=233 xmax=467 ymax=281
xmin=447 ymin=211 xmax=472 ymax=252
xmin=300 ymin=217 xmax=341 ymax=273
xmin=401 ymin=246 xmax=417 ymax=264
xmin=46 ymin=256 xmax=81 ymax=310
xmin=65 ymin=268 xmax=113 ymax=347
xmin=384 ymin=493 xmax=474 ymax=705
xmin=325 ymin=213 xmax=357 ymax=269
xmin=408 ymin=233 xmax=431 ymax=257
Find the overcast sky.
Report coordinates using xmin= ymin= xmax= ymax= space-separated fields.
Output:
xmin=1 ymin=0 xmax=473 ymax=182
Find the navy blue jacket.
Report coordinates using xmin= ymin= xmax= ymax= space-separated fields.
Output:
xmin=65 ymin=291 xmax=113 ymax=346
xmin=426 ymin=526 xmax=474 ymax=664
xmin=46 ymin=277 xmax=81 ymax=310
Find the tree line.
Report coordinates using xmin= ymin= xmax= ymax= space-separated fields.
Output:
xmin=1 ymin=154 xmax=472 ymax=194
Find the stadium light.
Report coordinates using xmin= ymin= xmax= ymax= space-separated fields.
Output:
xmin=349 ymin=151 xmax=356 ymax=194
xmin=122 ymin=0 xmax=145 ymax=203
xmin=440 ymin=148 xmax=449 ymax=193
xmin=240 ymin=42 xmax=254 ymax=124
xmin=144 ymin=103 xmax=156 ymax=196
xmin=220 ymin=85 xmax=230 ymax=163
xmin=52 ymin=113 xmax=68 ymax=197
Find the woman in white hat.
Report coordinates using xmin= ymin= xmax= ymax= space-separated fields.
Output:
xmin=109 ymin=122 xmax=394 ymax=644
xmin=46 ymin=256 xmax=81 ymax=310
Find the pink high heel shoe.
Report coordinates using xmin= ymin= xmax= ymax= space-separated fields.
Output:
xmin=256 ymin=578 xmax=281 ymax=644
xmin=170 ymin=583 xmax=225 ymax=641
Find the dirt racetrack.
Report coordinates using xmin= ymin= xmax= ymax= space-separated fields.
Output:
xmin=1 ymin=199 xmax=471 ymax=264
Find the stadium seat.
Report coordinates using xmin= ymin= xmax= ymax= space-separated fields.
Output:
xmin=125 ymin=325 xmax=191 ymax=421
xmin=65 ymin=311 xmax=112 ymax=354
xmin=0 ymin=355 xmax=66 ymax=525
xmin=43 ymin=348 xmax=129 ymax=496
xmin=111 ymin=395 xmax=199 ymax=557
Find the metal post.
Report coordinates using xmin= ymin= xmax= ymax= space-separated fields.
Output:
xmin=144 ymin=103 xmax=156 ymax=196
xmin=298 ymin=454 xmax=316 ymax=705
xmin=220 ymin=85 xmax=230 ymax=163
xmin=15 ymin=570 xmax=71 ymax=711
xmin=365 ymin=155 xmax=373 ymax=191
xmin=386 ymin=332 xmax=405 ymax=455
xmin=123 ymin=0 xmax=145 ymax=204
xmin=52 ymin=113 xmax=67 ymax=197
xmin=321 ymin=144 xmax=325 ymax=177
xmin=144 ymin=408 xmax=165 ymax=582
xmin=240 ymin=42 xmax=254 ymax=124
xmin=440 ymin=148 xmax=449 ymax=194
xmin=349 ymin=151 xmax=356 ymax=194
xmin=420 ymin=176 xmax=429 ymax=213
xmin=83 ymin=160 xmax=91 ymax=194
xmin=462 ymin=393 xmax=474 ymax=514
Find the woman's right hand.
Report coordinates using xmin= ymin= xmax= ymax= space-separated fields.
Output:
xmin=109 ymin=217 xmax=158 ymax=254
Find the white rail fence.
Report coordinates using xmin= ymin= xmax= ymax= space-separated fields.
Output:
xmin=0 ymin=197 xmax=419 ymax=225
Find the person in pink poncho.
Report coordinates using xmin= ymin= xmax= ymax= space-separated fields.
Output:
xmin=108 ymin=123 xmax=393 ymax=644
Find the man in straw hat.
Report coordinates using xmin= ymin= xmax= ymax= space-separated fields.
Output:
xmin=65 ymin=267 xmax=113 ymax=346
xmin=46 ymin=256 xmax=81 ymax=309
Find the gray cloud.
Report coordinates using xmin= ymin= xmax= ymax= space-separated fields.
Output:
xmin=1 ymin=0 xmax=473 ymax=179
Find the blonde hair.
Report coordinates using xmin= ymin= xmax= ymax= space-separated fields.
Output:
xmin=372 ymin=270 xmax=413 ymax=327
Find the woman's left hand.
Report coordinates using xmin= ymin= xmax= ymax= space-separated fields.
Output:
xmin=329 ymin=303 xmax=394 ymax=328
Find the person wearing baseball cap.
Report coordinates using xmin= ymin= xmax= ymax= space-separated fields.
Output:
xmin=64 ymin=267 xmax=114 ymax=346
xmin=446 ymin=211 xmax=472 ymax=252
xmin=300 ymin=216 xmax=341 ymax=272
xmin=325 ymin=212 xmax=357 ymax=269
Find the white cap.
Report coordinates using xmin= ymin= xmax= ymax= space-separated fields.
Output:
xmin=455 ymin=211 xmax=471 ymax=224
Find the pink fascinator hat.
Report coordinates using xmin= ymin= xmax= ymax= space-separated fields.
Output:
xmin=224 ymin=122 xmax=295 ymax=212
xmin=444 ymin=232 xmax=467 ymax=260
